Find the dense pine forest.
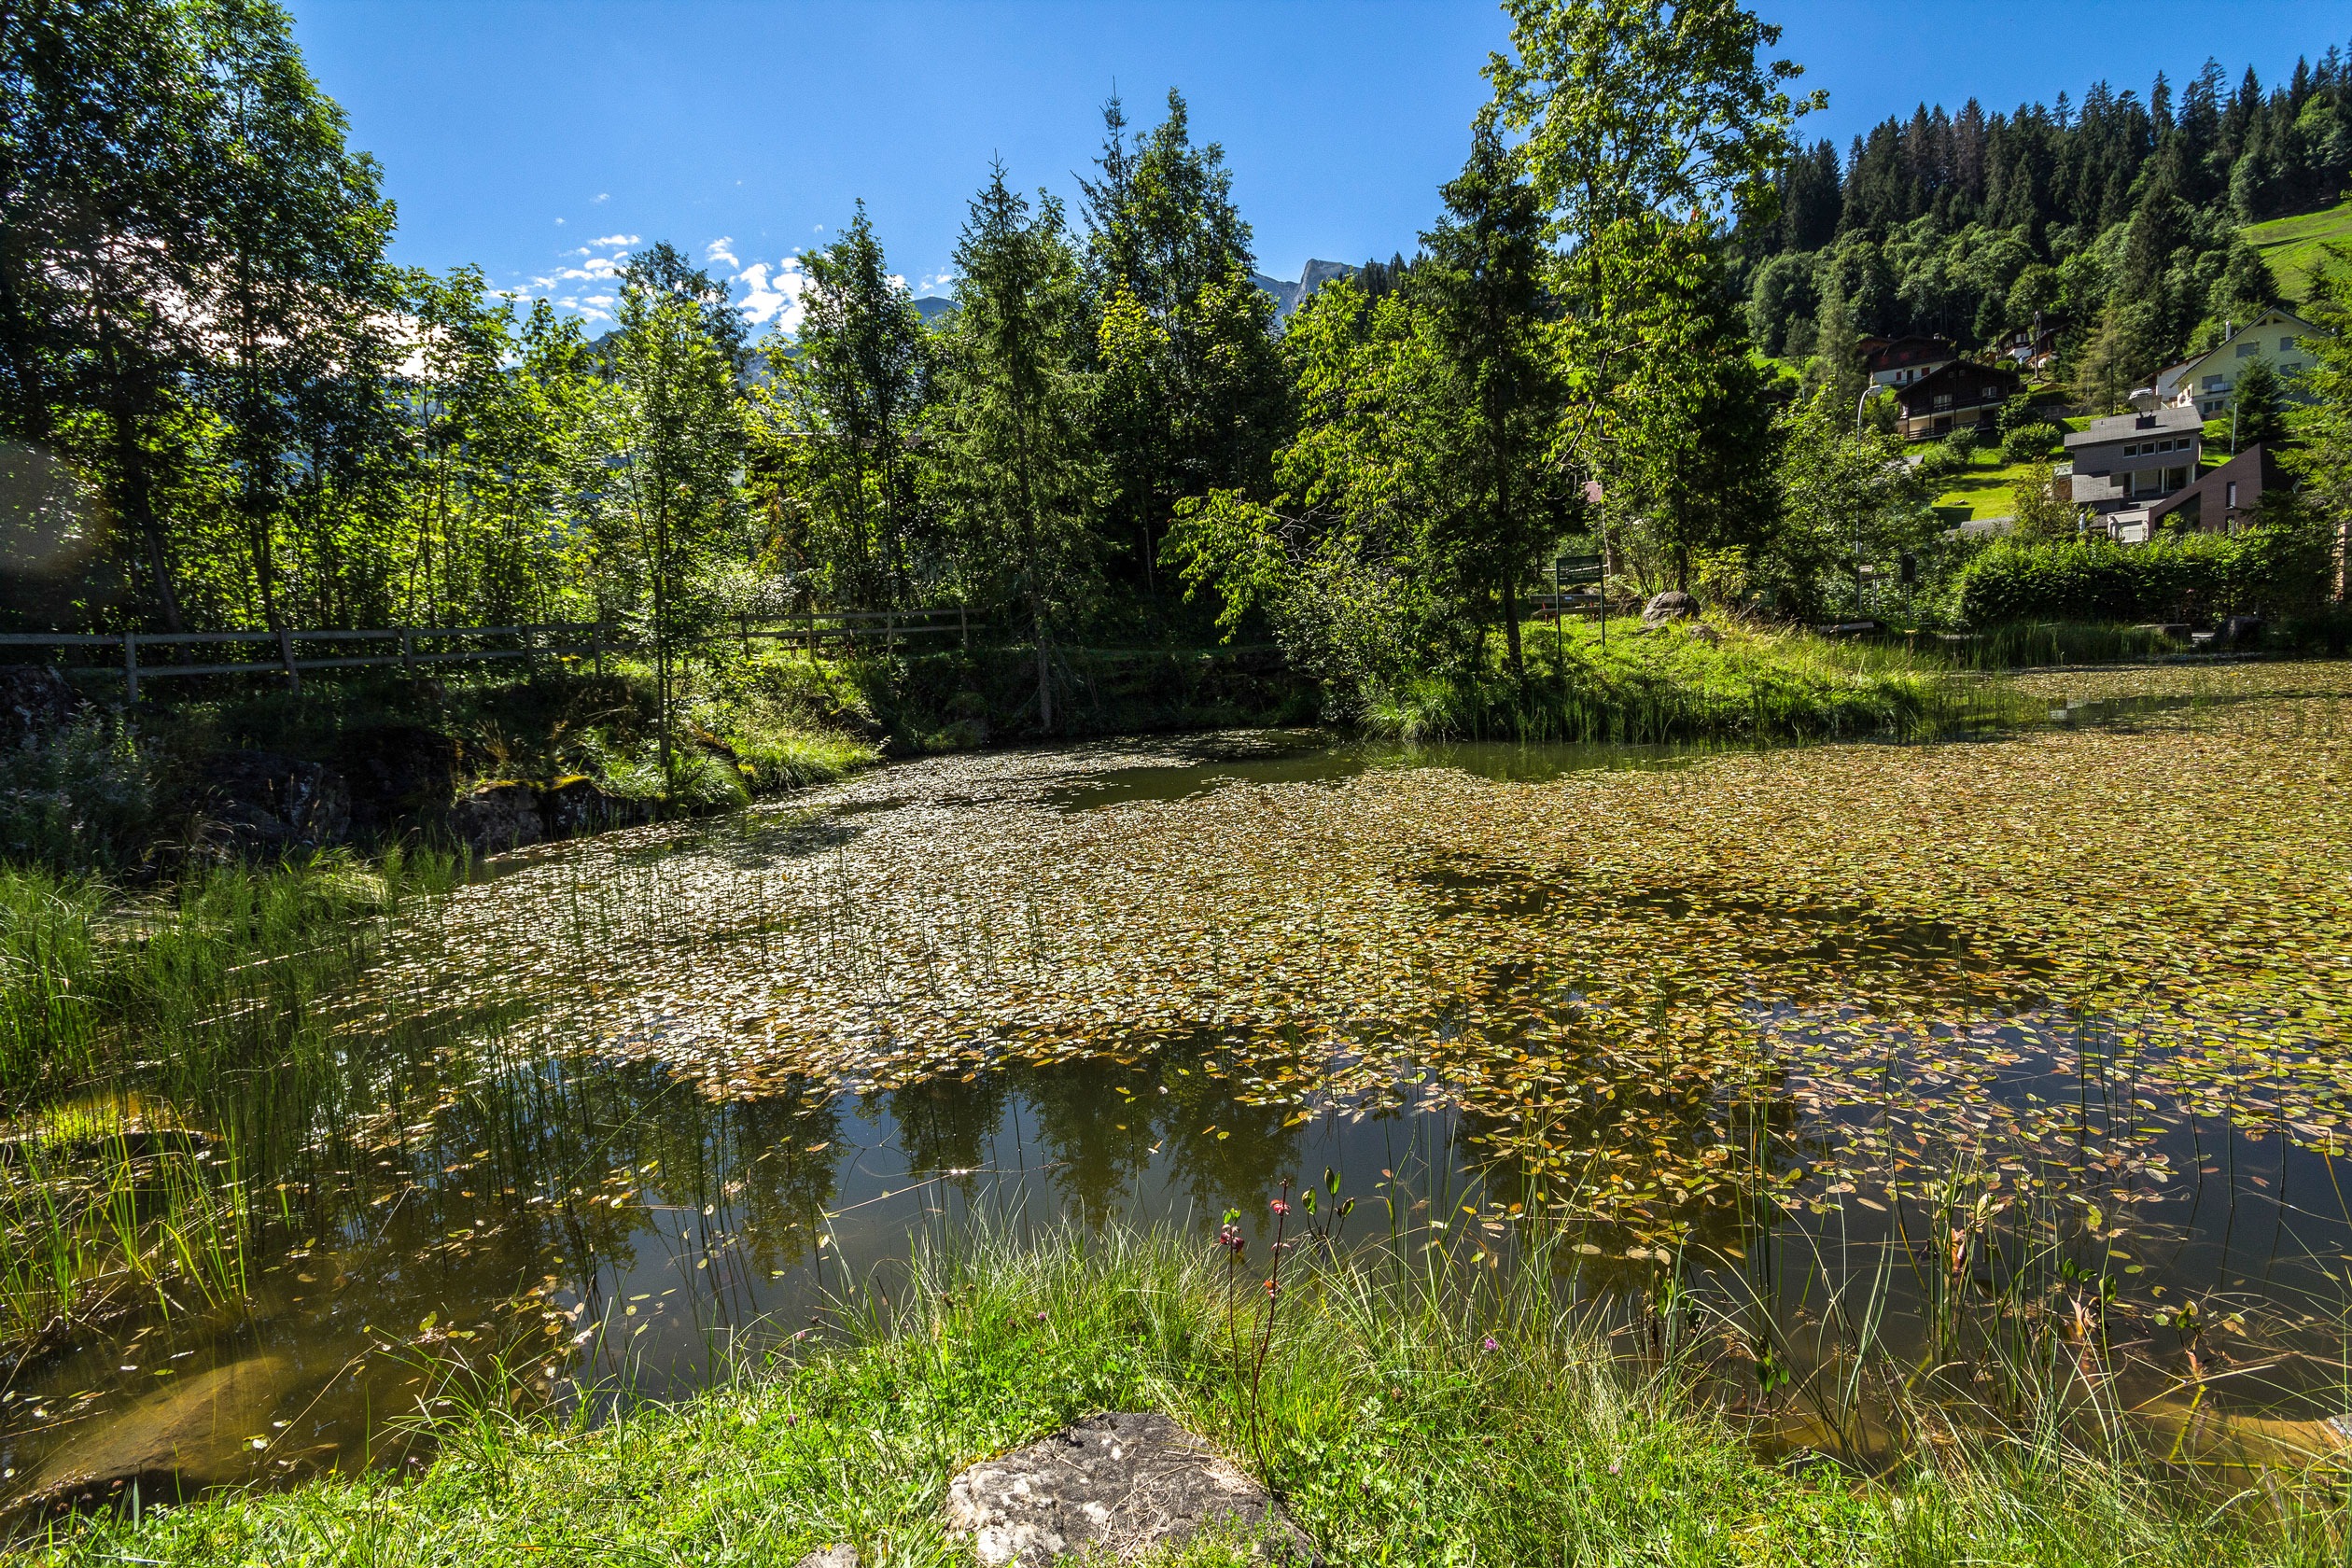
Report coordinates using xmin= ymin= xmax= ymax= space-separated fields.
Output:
xmin=1738 ymin=54 xmax=2351 ymax=382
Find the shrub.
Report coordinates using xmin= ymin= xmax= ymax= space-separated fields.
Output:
xmin=1953 ymin=525 xmax=2330 ymax=625
xmin=1943 ymin=426 xmax=1980 ymax=460
xmin=1913 ymin=444 xmax=1966 ymax=484
xmin=2000 ymin=422 xmax=2064 ymax=463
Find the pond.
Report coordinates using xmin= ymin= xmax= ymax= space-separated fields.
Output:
xmin=5 ymin=660 xmax=2351 ymax=1511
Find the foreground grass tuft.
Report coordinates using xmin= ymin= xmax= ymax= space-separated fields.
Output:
xmin=21 ymin=1225 xmax=2345 ymax=1566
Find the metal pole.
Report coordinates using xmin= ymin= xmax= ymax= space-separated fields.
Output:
xmin=123 ymin=633 xmax=139 ymax=704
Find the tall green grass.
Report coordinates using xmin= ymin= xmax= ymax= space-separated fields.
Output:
xmin=25 ymin=1223 xmax=2347 ymax=1565
xmin=1365 ymin=618 xmax=2023 ymax=743
xmin=0 ymin=847 xmax=463 ymax=1099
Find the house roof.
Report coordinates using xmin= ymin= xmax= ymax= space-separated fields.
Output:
xmin=2165 ymin=306 xmax=2326 ymax=389
xmin=1890 ymin=358 xmax=2021 ymax=413
xmin=1864 ymin=335 xmax=1954 ymax=373
xmin=2066 ymin=405 xmax=2203 ymax=447
xmin=2149 ymin=444 xmax=2289 ymax=520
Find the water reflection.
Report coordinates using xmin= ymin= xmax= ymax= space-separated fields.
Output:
xmin=8 ymin=675 xmax=2352 ymax=1514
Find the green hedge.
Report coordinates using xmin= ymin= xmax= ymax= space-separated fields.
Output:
xmin=1955 ymin=527 xmax=2327 ymax=625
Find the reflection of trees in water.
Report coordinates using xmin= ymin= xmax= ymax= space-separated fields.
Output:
xmin=1012 ymin=1056 xmax=1155 ymax=1221
xmin=889 ymin=1074 xmax=1010 ymax=1197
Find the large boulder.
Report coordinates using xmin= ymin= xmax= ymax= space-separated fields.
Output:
xmin=450 ymin=782 xmax=543 ymax=856
xmin=945 ymin=1412 xmax=1316 ymax=1565
xmin=18 ymin=1354 xmax=300 ymax=1514
xmin=337 ymin=724 xmax=459 ymax=840
xmin=539 ymin=777 xmax=651 ymax=840
xmin=188 ymin=751 xmax=349 ymax=854
xmin=0 ymin=665 xmax=83 ymax=749
xmin=1641 ymin=591 xmax=1700 ymax=626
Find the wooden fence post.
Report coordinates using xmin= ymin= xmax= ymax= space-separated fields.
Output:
xmin=122 ymin=632 xmax=139 ymax=704
xmin=274 ymin=621 xmax=301 ymax=693
xmin=959 ymin=603 xmax=969 ymax=656
xmin=399 ymin=627 xmax=414 ymax=678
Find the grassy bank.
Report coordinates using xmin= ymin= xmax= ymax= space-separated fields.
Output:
xmin=1365 ymin=616 xmax=2015 ymax=743
xmin=18 ymin=1225 xmax=2344 ymax=1566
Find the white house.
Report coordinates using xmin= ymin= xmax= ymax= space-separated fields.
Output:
xmin=2157 ymin=307 xmax=2323 ymax=418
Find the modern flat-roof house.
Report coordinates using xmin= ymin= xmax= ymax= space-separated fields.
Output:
xmin=1892 ymin=360 xmax=2022 ymax=441
xmin=2065 ymin=407 xmax=2202 ymax=515
xmin=2148 ymin=443 xmax=2289 ymax=534
xmin=1863 ymin=335 xmax=1955 ymax=389
xmin=2156 ymin=307 xmax=2322 ymax=418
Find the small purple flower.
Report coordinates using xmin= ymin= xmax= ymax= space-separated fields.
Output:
xmin=1036 ymin=1309 xmax=1049 ymax=1322
xmin=1269 ymin=1198 xmax=1290 ymax=1217
xmin=1606 ymin=1460 xmax=1621 ymax=1476
xmin=1216 ymin=1223 xmax=1245 ymax=1253
xmin=1481 ymin=1336 xmax=1499 ymax=1353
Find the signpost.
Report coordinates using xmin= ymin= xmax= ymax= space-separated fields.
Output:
xmin=1553 ymin=553 xmax=1603 ymax=658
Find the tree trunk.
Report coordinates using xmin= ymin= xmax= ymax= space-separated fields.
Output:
xmin=1034 ymin=614 xmax=1055 ymax=734
xmin=1502 ymin=575 xmax=1526 ymax=701
xmin=112 ymin=406 xmax=184 ymax=632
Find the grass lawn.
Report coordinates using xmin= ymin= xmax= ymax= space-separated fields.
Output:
xmin=1930 ymin=446 xmax=2047 ymax=522
xmin=2244 ymin=197 xmax=2352 ymax=301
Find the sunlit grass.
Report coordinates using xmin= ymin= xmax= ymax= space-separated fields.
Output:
xmin=26 ymin=1224 xmax=2349 ymax=1565
xmin=1364 ymin=616 xmax=2015 ymax=742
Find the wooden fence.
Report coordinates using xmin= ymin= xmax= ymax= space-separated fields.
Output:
xmin=0 ymin=606 xmax=975 ymax=702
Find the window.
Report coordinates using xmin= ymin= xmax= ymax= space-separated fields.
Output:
xmin=2225 ymin=481 xmax=2238 ymax=510
xmin=1981 ymin=385 xmax=2000 ymax=401
xmin=2281 ymin=336 xmax=2298 ymax=352
xmin=2203 ymin=375 xmax=2224 ymax=390
xmin=1933 ymin=393 xmax=1952 ymax=411
xmin=2237 ymin=342 xmax=2259 ymax=357
xmin=2164 ymin=467 xmax=2188 ymax=491
xmin=2122 ymin=443 xmax=2137 ymax=456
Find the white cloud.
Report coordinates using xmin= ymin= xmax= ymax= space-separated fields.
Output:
xmin=734 ymin=256 xmax=808 ymax=333
xmin=917 ymin=271 xmax=958 ymax=296
xmin=554 ymin=217 xmax=566 ymax=226
xmin=706 ymin=236 xmax=740 ymax=270
xmin=593 ymin=192 xmax=610 ymax=204
xmin=588 ymin=233 xmax=637 ymax=248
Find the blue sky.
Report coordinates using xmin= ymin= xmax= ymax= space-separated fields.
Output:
xmin=284 ymin=1 xmax=2347 ymax=332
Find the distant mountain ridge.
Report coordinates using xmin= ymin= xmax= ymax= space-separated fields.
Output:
xmin=1251 ymin=259 xmax=1359 ymax=321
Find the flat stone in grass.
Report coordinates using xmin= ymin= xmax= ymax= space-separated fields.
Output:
xmin=945 ymin=1411 xmax=1316 ymax=1565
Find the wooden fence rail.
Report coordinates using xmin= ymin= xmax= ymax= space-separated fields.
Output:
xmin=0 ymin=606 xmax=976 ymax=701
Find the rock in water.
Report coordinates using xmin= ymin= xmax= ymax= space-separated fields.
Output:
xmin=19 ymin=1354 xmax=298 ymax=1513
xmin=451 ymin=782 xmax=544 ymax=855
xmin=189 ymin=751 xmax=349 ymax=853
xmin=1641 ymin=591 xmax=1699 ymax=625
xmin=945 ymin=1412 xmax=1316 ymax=1564
xmin=338 ymin=724 xmax=459 ymax=839
xmin=539 ymin=777 xmax=651 ymax=840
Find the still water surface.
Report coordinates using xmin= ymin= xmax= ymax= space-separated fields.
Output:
xmin=7 ymin=665 xmax=2350 ymax=1507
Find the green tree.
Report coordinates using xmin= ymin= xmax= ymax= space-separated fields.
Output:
xmin=2229 ymin=354 xmax=2288 ymax=451
xmin=942 ymin=164 xmax=1099 ymax=731
xmin=2282 ymin=244 xmax=2352 ymax=601
xmin=1410 ymin=124 xmax=1569 ymax=695
xmin=1079 ymin=91 xmax=1284 ymax=602
xmin=758 ymin=202 xmax=935 ymax=610
xmin=1596 ymin=222 xmax=1778 ymax=595
xmin=609 ymin=246 xmax=747 ymax=786
xmin=1764 ymin=385 xmax=1934 ymax=619
xmin=1484 ymin=0 xmax=1821 ymax=459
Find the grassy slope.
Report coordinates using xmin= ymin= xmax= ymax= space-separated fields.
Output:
xmin=2244 ymin=197 xmax=2352 ymax=303
xmin=24 ymin=1230 xmax=2338 ymax=1567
